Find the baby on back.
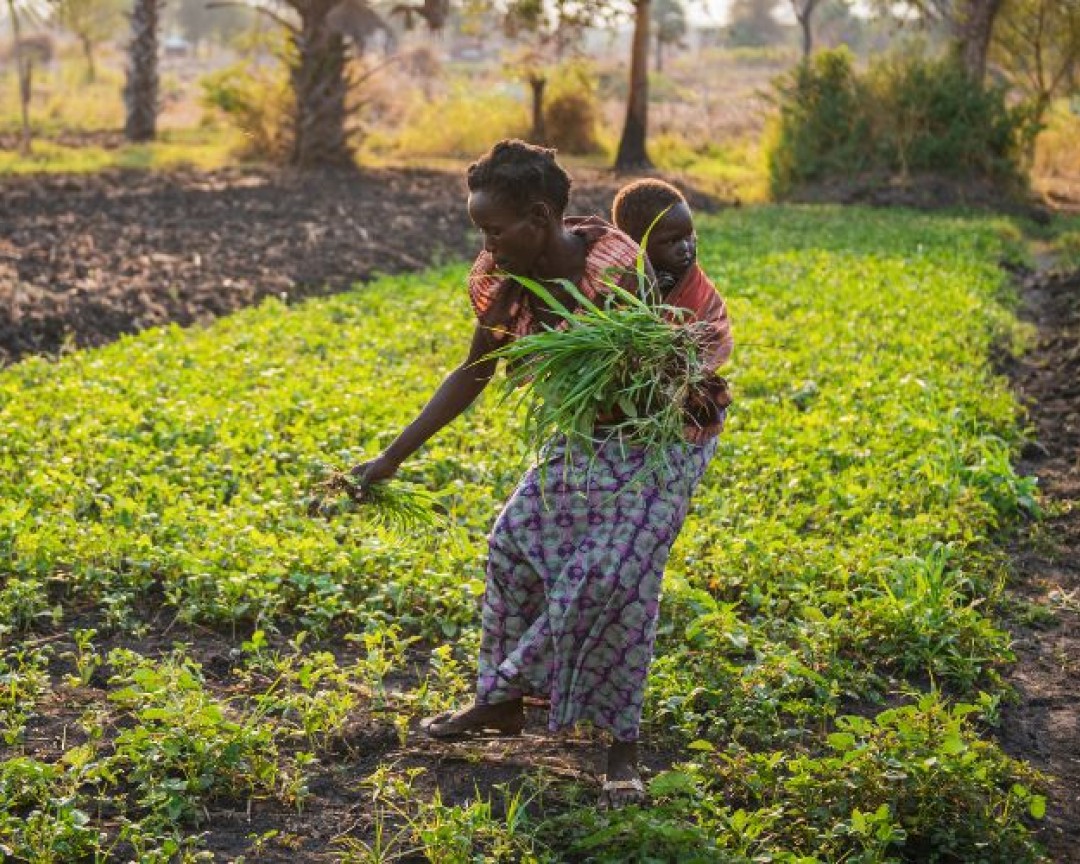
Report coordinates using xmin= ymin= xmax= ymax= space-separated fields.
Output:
xmin=612 ymin=179 xmax=734 ymax=442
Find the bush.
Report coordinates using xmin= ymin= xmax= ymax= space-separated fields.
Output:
xmin=378 ymin=84 xmax=527 ymax=158
xmin=765 ymin=47 xmax=869 ymax=195
xmin=544 ymin=61 xmax=603 ymax=155
xmin=767 ymin=46 xmax=1030 ymax=197
xmin=866 ymin=49 xmax=1027 ymax=179
xmin=200 ymin=61 xmax=294 ymax=163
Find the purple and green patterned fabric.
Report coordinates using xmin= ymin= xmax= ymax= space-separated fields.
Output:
xmin=476 ymin=436 xmax=716 ymax=742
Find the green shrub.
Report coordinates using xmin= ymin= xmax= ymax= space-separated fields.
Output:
xmin=544 ymin=60 xmax=603 ymax=155
xmin=767 ymin=47 xmax=1030 ymax=196
xmin=200 ymin=61 xmax=294 ymax=163
xmin=866 ymin=49 xmax=1028 ymax=179
xmin=766 ymin=47 xmax=869 ymax=195
xmin=712 ymin=693 xmax=1044 ymax=862
xmin=380 ymin=84 xmax=527 ymax=158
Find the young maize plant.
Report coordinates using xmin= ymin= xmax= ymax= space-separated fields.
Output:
xmin=487 ymin=270 xmax=716 ymax=467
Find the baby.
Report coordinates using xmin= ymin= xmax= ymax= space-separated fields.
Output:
xmin=612 ymin=179 xmax=734 ymax=441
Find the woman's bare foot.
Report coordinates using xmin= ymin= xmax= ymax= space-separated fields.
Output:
xmin=420 ymin=698 xmax=525 ymax=739
xmin=599 ymin=740 xmax=646 ymax=809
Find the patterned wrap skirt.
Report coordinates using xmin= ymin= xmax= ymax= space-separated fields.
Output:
xmin=476 ymin=435 xmax=717 ymax=742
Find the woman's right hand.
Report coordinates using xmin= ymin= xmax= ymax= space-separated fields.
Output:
xmin=350 ymin=454 xmax=399 ymax=486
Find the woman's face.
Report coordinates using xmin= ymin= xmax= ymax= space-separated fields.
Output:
xmin=646 ymin=201 xmax=696 ymax=277
xmin=468 ymin=188 xmax=548 ymax=276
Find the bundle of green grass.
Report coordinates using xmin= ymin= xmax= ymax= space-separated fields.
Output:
xmin=306 ymin=466 xmax=442 ymax=531
xmin=489 ymin=274 xmax=715 ymax=457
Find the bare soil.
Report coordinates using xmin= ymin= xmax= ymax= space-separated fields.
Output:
xmin=999 ymin=264 xmax=1080 ymax=863
xmin=0 ymin=165 xmax=723 ymax=365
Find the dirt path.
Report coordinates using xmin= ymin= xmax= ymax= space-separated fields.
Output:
xmin=1000 ymin=263 xmax=1080 ymax=863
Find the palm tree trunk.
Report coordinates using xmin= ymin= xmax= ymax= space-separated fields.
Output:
xmin=291 ymin=0 xmax=353 ymax=168
xmin=798 ymin=13 xmax=812 ymax=60
xmin=615 ymin=0 xmax=652 ymax=170
xmin=123 ymin=0 xmax=163 ymax=142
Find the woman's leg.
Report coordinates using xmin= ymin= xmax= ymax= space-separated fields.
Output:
xmin=424 ymin=468 xmax=551 ymax=736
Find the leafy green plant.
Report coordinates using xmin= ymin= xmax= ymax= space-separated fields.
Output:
xmin=108 ymin=650 xmax=279 ymax=827
xmin=0 ymin=207 xmax=1047 ymax=859
xmin=767 ymin=46 xmax=1031 ymax=196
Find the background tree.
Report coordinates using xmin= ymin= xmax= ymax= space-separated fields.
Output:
xmin=726 ymin=0 xmax=784 ymax=48
xmin=52 ymin=0 xmax=123 ymax=81
xmin=213 ymin=0 xmax=396 ymax=167
xmin=883 ymin=0 xmax=1005 ymax=82
xmin=788 ymin=0 xmax=823 ymax=60
xmin=991 ymin=0 xmax=1080 ymax=154
xmin=652 ymin=0 xmax=685 ymax=72
xmin=502 ymin=0 xmax=603 ymax=146
xmin=503 ymin=0 xmax=555 ymax=143
xmin=614 ymin=0 xmax=651 ymax=168
xmin=6 ymin=0 xmax=29 ymax=154
xmin=123 ymin=0 xmax=163 ymax=141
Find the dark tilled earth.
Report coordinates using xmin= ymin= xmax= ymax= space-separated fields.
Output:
xmin=0 ymin=165 xmax=722 ymax=364
xmin=2 ymin=166 xmax=1078 ymax=860
xmin=1000 ymin=266 xmax=1080 ymax=863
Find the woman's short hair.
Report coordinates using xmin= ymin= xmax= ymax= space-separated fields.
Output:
xmin=467 ymin=139 xmax=572 ymax=216
xmin=611 ymin=178 xmax=687 ymax=242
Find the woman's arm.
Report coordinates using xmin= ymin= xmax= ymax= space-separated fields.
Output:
xmin=351 ymin=323 xmax=502 ymax=483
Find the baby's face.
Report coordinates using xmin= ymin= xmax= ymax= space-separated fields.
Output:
xmin=646 ymin=201 xmax=696 ymax=277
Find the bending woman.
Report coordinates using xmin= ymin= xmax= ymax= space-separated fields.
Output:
xmin=353 ymin=139 xmax=717 ymax=808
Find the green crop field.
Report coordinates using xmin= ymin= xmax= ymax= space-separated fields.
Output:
xmin=0 ymin=206 xmax=1048 ymax=862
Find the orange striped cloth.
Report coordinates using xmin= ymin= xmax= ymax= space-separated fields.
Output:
xmin=665 ymin=263 xmax=734 ymax=443
xmin=467 ymin=217 xmax=642 ymax=340
xmin=665 ymin=262 xmax=734 ymax=374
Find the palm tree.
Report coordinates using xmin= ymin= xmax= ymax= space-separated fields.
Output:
xmin=210 ymin=0 xmax=394 ymax=166
xmin=123 ymin=0 xmax=163 ymax=141
xmin=288 ymin=0 xmax=352 ymax=166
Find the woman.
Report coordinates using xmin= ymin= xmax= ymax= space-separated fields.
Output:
xmin=353 ymin=139 xmax=716 ymax=808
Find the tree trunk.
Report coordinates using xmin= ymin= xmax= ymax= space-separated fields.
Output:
xmin=528 ymin=74 xmax=546 ymax=144
xmin=7 ymin=0 xmax=31 ymax=156
xmin=615 ymin=0 xmax=652 ymax=170
xmin=123 ymin=0 xmax=162 ymax=142
xmin=953 ymin=0 xmax=1004 ymax=83
xmin=80 ymin=34 xmax=97 ymax=83
xmin=291 ymin=0 xmax=353 ymax=168
xmin=799 ymin=13 xmax=812 ymax=60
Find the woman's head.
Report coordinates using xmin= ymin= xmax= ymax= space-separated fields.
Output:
xmin=466 ymin=139 xmax=572 ymax=274
xmin=612 ymin=179 xmax=696 ymax=278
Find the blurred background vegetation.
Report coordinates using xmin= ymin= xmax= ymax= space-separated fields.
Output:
xmin=1 ymin=0 xmax=1078 ymax=204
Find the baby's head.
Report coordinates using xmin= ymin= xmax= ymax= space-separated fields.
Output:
xmin=612 ymin=179 xmax=696 ymax=282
